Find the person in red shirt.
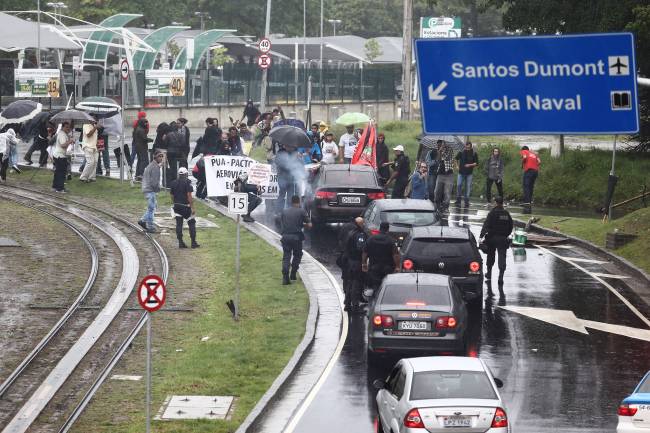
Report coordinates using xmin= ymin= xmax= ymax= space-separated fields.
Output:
xmin=520 ymin=146 xmax=541 ymax=213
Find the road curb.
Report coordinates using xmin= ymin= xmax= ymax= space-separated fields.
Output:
xmin=514 ymin=217 xmax=650 ymax=306
xmin=201 ymin=200 xmax=323 ymax=433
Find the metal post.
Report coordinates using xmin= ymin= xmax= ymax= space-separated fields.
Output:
xmin=120 ymin=76 xmax=126 ymax=182
xmin=37 ymin=0 xmax=41 ymax=68
xmin=400 ymin=0 xmax=413 ymax=120
xmin=319 ymin=0 xmax=323 ymax=101
xmin=294 ymin=43 xmax=299 ymax=103
xmin=609 ymin=134 xmax=618 ymax=221
xmin=145 ymin=313 xmax=152 ymax=433
xmin=260 ymin=0 xmax=272 ymax=113
xmin=234 ymin=214 xmax=241 ymax=321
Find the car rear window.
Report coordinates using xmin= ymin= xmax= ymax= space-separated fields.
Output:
xmin=638 ymin=375 xmax=650 ymax=393
xmin=381 ymin=284 xmax=450 ymax=306
xmin=381 ymin=211 xmax=436 ymax=227
xmin=324 ymin=170 xmax=376 ymax=187
xmin=408 ymin=238 xmax=474 ymax=258
xmin=410 ymin=371 xmax=497 ymax=400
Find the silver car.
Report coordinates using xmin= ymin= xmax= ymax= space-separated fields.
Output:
xmin=374 ymin=356 xmax=510 ymax=432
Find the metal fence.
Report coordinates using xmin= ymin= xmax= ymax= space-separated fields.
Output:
xmin=0 ymin=63 xmax=400 ymax=109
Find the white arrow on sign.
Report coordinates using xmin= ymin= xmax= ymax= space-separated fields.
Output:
xmin=500 ymin=306 xmax=650 ymax=342
xmin=428 ymin=81 xmax=447 ymax=101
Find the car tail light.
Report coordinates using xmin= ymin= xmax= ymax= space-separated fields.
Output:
xmin=372 ymin=315 xmax=394 ymax=328
xmin=435 ymin=316 xmax=457 ymax=329
xmin=370 ymin=229 xmax=380 ymax=235
xmin=315 ymin=190 xmax=336 ymax=200
xmin=469 ymin=261 xmax=481 ymax=273
xmin=403 ymin=259 xmax=413 ymax=270
xmin=404 ymin=408 xmax=425 ymax=428
xmin=367 ymin=191 xmax=385 ymax=200
xmin=618 ymin=404 xmax=638 ymax=416
xmin=491 ymin=407 xmax=508 ymax=428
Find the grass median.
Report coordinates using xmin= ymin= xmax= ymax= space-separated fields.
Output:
xmin=11 ymin=168 xmax=309 ymax=433
xmin=531 ymin=207 xmax=650 ymax=274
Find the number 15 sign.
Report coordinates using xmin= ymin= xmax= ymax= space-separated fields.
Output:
xmin=228 ymin=193 xmax=249 ymax=215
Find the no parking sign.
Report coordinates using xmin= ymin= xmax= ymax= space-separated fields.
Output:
xmin=137 ymin=274 xmax=166 ymax=313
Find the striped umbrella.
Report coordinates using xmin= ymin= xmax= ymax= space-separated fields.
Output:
xmin=0 ymin=100 xmax=42 ymax=125
xmin=76 ymin=96 xmax=121 ymax=118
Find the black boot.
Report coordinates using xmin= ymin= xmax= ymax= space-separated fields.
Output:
xmin=282 ymin=274 xmax=291 ymax=285
xmin=191 ymin=241 xmax=200 ymax=248
xmin=289 ymin=269 xmax=297 ymax=280
xmin=179 ymin=239 xmax=187 ymax=248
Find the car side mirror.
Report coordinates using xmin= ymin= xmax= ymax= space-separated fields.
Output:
xmin=494 ymin=378 xmax=504 ymax=388
xmin=373 ymin=379 xmax=386 ymax=390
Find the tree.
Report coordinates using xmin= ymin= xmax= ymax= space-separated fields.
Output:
xmin=364 ymin=38 xmax=383 ymax=62
xmin=210 ymin=46 xmax=233 ymax=67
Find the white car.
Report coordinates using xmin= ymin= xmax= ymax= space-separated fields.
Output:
xmin=616 ymin=370 xmax=650 ymax=433
xmin=374 ymin=356 xmax=510 ymax=432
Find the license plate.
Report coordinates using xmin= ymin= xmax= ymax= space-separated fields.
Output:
xmin=398 ymin=321 xmax=429 ymax=331
xmin=640 ymin=404 xmax=650 ymax=410
xmin=340 ymin=196 xmax=361 ymax=204
xmin=443 ymin=416 xmax=471 ymax=427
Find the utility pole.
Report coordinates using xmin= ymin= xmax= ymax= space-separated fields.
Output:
xmin=319 ymin=0 xmax=323 ymax=100
xmin=400 ymin=0 xmax=413 ymax=120
xmin=260 ymin=0 xmax=271 ymax=112
xmin=37 ymin=0 xmax=41 ymax=67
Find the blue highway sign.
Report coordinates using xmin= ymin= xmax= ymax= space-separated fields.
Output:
xmin=415 ymin=33 xmax=639 ymax=135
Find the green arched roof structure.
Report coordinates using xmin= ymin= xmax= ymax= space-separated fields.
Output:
xmin=82 ymin=13 xmax=142 ymax=62
xmin=173 ymin=29 xmax=235 ymax=72
xmin=133 ymin=26 xmax=189 ymax=70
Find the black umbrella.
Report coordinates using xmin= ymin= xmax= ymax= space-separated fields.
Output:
xmin=0 ymin=100 xmax=42 ymax=125
xmin=419 ymin=134 xmax=465 ymax=152
xmin=50 ymin=109 xmax=95 ymax=124
xmin=20 ymin=110 xmax=60 ymax=141
xmin=269 ymin=125 xmax=311 ymax=151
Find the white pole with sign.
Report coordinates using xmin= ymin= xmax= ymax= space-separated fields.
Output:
xmin=228 ymin=192 xmax=248 ymax=321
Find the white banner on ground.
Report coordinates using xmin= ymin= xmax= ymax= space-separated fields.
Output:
xmin=204 ymin=155 xmax=279 ymax=198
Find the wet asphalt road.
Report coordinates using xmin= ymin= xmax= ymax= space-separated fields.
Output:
xmin=258 ymin=202 xmax=650 ymax=433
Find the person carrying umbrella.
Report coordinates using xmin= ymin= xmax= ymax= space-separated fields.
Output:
xmin=80 ymin=116 xmax=100 ymax=182
xmin=52 ymin=122 xmax=74 ymax=193
xmin=338 ymin=124 xmax=357 ymax=164
xmin=0 ymin=128 xmax=18 ymax=183
xmin=23 ymin=118 xmax=53 ymax=168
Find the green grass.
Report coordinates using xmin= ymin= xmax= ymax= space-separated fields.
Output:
xmin=12 ymin=169 xmax=309 ymax=433
xmin=533 ymin=207 xmax=650 ymax=273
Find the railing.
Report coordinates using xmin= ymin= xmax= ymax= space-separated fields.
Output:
xmin=0 ymin=63 xmax=400 ymax=109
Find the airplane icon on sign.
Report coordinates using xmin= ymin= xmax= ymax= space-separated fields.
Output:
xmin=608 ymin=55 xmax=629 ymax=76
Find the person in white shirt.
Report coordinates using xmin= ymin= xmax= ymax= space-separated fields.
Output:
xmin=80 ymin=118 xmax=99 ymax=182
xmin=0 ymin=128 xmax=17 ymax=182
xmin=52 ymin=122 xmax=73 ymax=192
xmin=338 ymin=124 xmax=357 ymax=163
xmin=320 ymin=132 xmax=338 ymax=164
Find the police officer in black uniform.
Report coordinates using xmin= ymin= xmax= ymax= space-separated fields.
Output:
xmin=480 ymin=196 xmax=513 ymax=285
xmin=386 ymin=145 xmax=411 ymax=199
xmin=362 ymin=222 xmax=401 ymax=297
xmin=280 ymin=195 xmax=312 ymax=285
xmin=169 ymin=167 xmax=200 ymax=249
xmin=342 ymin=217 xmax=366 ymax=312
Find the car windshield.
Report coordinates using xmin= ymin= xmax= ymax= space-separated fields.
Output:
xmin=408 ymin=238 xmax=474 ymax=258
xmin=410 ymin=371 xmax=497 ymax=400
xmin=381 ymin=211 xmax=436 ymax=227
xmin=638 ymin=375 xmax=650 ymax=393
xmin=324 ymin=170 xmax=376 ymax=187
xmin=381 ymin=284 xmax=450 ymax=306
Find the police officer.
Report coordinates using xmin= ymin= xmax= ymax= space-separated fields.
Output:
xmin=169 ymin=167 xmax=200 ymax=249
xmin=233 ymin=172 xmax=262 ymax=223
xmin=280 ymin=195 xmax=312 ymax=285
xmin=479 ymin=196 xmax=513 ymax=285
xmin=342 ymin=217 xmax=367 ymax=312
xmin=362 ymin=222 xmax=401 ymax=296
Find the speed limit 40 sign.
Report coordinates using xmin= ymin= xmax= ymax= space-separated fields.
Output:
xmin=258 ymin=38 xmax=272 ymax=53
xmin=228 ymin=193 xmax=249 ymax=215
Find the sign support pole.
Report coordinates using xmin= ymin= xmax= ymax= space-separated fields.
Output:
xmin=145 ymin=312 xmax=151 ymax=433
xmin=609 ymin=134 xmax=618 ymax=221
xmin=235 ymin=214 xmax=241 ymax=321
xmin=120 ymin=77 xmax=126 ymax=182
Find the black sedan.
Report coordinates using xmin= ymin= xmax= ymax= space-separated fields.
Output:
xmin=362 ymin=198 xmax=439 ymax=245
xmin=367 ymin=273 xmax=468 ymax=363
xmin=400 ymin=226 xmax=484 ymax=306
xmin=304 ymin=164 xmax=385 ymax=225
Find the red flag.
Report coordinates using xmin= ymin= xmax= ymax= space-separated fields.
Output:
xmin=351 ymin=122 xmax=376 ymax=168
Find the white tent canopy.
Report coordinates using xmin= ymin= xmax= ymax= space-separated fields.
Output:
xmin=0 ymin=12 xmax=82 ymax=51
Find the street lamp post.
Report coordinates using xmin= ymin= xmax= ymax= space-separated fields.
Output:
xmin=327 ymin=19 xmax=341 ymax=36
xmin=319 ymin=0 xmax=323 ymax=101
xmin=195 ymin=12 xmax=211 ymax=69
xmin=260 ymin=0 xmax=271 ymax=112
xmin=37 ymin=0 xmax=41 ymax=67
xmin=46 ymin=1 xmax=68 ymax=18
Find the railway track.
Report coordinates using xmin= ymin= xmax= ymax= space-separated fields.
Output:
xmin=0 ymin=184 xmax=169 ymax=433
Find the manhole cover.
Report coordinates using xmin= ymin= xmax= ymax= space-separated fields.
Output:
xmin=158 ymin=395 xmax=234 ymax=420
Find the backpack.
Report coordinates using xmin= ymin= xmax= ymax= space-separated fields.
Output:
xmin=353 ymin=230 xmax=368 ymax=253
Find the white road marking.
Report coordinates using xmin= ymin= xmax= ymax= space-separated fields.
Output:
xmin=536 ymin=245 xmax=650 ymax=328
xmin=252 ymin=220 xmax=349 ymax=433
xmin=591 ymin=272 xmax=630 ymax=279
xmin=545 ymin=245 xmax=575 ymax=249
xmin=500 ymin=306 xmax=650 ymax=342
xmin=564 ymin=257 xmax=608 ymax=264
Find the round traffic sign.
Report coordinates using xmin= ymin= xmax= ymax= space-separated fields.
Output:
xmin=258 ymin=38 xmax=272 ymax=53
xmin=258 ymin=54 xmax=272 ymax=70
xmin=120 ymin=59 xmax=129 ymax=80
xmin=137 ymin=274 xmax=166 ymax=313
